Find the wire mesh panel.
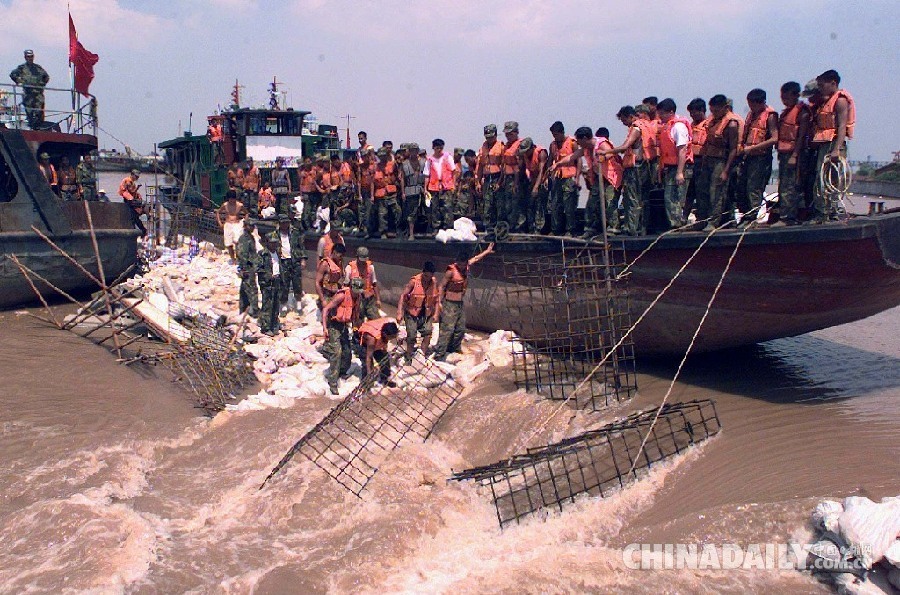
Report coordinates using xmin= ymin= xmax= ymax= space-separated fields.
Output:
xmin=504 ymin=242 xmax=637 ymax=410
xmin=163 ymin=204 xmax=222 ymax=248
xmin=450 ymin=399 xmax=720 ymax=528
xmin=260 ymin=346 xmax=464 ymax=494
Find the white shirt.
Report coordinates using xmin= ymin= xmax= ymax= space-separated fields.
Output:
xmin=423 ymin=153 xmax=455 ymax=180
xmin=344 ymin=261 xmax=378 ymax=285
xmin=279 ymin=232 xmax=291 ymax=259
xmin=669 ymin=121 xmax=690 ymax=148
xmin=269 ymin=251 xmax=280 ymax=276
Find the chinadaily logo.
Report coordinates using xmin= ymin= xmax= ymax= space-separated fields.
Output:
xmin=622 ymin=542 xmax=872 ymax=571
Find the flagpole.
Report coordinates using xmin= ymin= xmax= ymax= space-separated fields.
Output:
xmin=68 ymin=5 xmax=78 ymax=132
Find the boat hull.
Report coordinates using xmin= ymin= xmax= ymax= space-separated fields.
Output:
xmin=305 ymin=213 xmax=900 ymax=356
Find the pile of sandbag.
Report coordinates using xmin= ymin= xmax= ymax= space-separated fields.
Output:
xmin=807 ymin=495 xmax=900 ymax=594
xmin=435 ymin=217 xmax=478 ymax=243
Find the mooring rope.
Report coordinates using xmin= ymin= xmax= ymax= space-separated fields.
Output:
xmin=625 ymin=220 xmax=753 ymax=475
xmin=511 ymin=211 xmax=752 ymax=455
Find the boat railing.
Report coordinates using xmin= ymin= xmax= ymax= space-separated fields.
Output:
xmin=0 ymin=83 xmax=98 ymax=137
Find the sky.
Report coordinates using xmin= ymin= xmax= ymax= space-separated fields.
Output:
xmin=2 ymin=0 xmax=898 ymax=161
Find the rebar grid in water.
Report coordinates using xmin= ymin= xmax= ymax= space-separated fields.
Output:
xmin=450 ymin=399 xmax=720 ymax=528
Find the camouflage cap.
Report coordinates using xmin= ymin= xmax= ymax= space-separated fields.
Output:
xmin=634 ymin=104 xmax=650 ymax=114
xmin=376 ymin=147 xmax=389 ymax=158
xmin=266 ymin=231 xmax=280 ymax=243
xmin=131 ymin=168 xmax=141 ymax=176
xmin=24 ymin=49 xmax=34 ymax=56
xmin=407 ymin=142 xmax=420 ymax=153
xmin=518 ymin=137 xmax=534 ymax=154
xmin=398 ymin=143 xmax=410 ymax=151
xmin=801 ymin=79 xmax=820 ymax=97
xmin=503 ymin=120 xmax=519 ymax=133
xmin=39 ymin=152 xmax=50 ymax=159
xmin=356 ymin=246 xmax=369 ymax=258
xmin=483 ymin=124 xmax=497 ymax=137
xmin=349 ymin=277 xmax=365 ymax=291
xmin=453 ymin=147 xmax=464 ymax=156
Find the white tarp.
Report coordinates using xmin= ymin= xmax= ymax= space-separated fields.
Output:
xmin=245 ymin=136 xmax=305 ymax=167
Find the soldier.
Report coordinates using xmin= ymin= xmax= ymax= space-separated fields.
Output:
xmin=425 ymin=138 xmax=457 ymax=232
xmin=9 ymin=50 xmax=49 ymax=129
xmin=737 ymin=89 xmax=778 ymax=222
xmin=397 ymin=261 xmax=439 ymax=364
xmin=37 ymin=152 xmax=58 ymax=193
xmin=298 ymin=158 xmax=317 ymax=230
xmin=499 ymin=121 xmax=523 ymax=231
xmin=547 ymin=121 xmax=580 ymax=236
xmin=321 ymin=278 xmax=364 ymax=395
xmin=357 ymin=131 xmax=373 ymax=161
xmin=774 ymin=81 xmax=811 ymax=226
xmin=457 ymin=149 xmax=479 ymax=220
xmin=370 ymin=147 xmax=402 ymax=239
xmin=432 ymin=243 xmax=494 ymax=361
xmin=399 ymin=142 xmax=425 ymax=240
xmin=476 ymin=124 xmax=503 ymax=232
xmin=271 ymin=158 xmax=291 ymax=215
xmin=57 ymin=156 xmax=78 ymax=201
xmin=573 ymin=127 xmax=623 ymax=237
xmin=243 ymin=157 xmax=261 ymax=215
xmin=227 ymin=162 xmax=244 ymax=192
xmin=686 ymin=98 xmax=709 ymax=220
xmin=256 ymin=233 xmax=283 ymax=336
xmin=317 ymin=226 xmax=345 ymax=260
xmin=357 ymin=148 xmax=376 ymax=237
xmin=216 ymin=189 xmax=247 ymax=261
xmin=236 ymin=218 xmax=260 ymax=317
xmin=75 ymin=152 xmax=97 ymax=201
xmin=118 ymin=168 xmax=147 ymax=236
xmin=656 ymin=98 xmax=693 ymax=230
xmin=358 ymin=317 xmax=400 ymax=387
xmin=601 ymin=106 xmax=649 ymax=236
xmin=315 ymin=241 xmax=345 ymax=307
xmin=345 ymin=246 xmax=381 ymax=323
xmin=810 ymin=69 xmax=855 ymax=223
xmin=702 ymin=94 xmax=743 ymax=229
xmin=519 ymin=138 xmax=549 ymax=234
xmin=275 ymin=214 xmax=307 ymax=312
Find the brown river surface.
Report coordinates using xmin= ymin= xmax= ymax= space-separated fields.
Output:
xmin=0 ymin=297 xmax=898 ymax=593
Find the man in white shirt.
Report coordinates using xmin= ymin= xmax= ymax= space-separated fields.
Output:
xmin=656 ymin=98 xmax=692 ymax=230
xmin=424 ymin=139 xmax=457 ymax=232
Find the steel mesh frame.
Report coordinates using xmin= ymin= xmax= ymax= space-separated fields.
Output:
xmin=503 ymin=242 xmax=638 ymax=410
xmin=261 ymin=346 xmax=464 ymax=494
xmin=450 ymin=399 xmax=721 ymax=528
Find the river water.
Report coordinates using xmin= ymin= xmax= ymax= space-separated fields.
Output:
xmin=0 ymin=293 xmax=897 ymax=593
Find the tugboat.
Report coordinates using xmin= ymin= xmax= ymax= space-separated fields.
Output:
xmin=0 ymin=83 xmax=140 ymax=309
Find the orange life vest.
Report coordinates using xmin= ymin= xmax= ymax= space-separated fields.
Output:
xmin=359 ymin=163 xmax=375 ymax=189
xmin=299 ymin=169 xmax=316 ymax=193
xmin=321 ymin=257 xmax=342 ymax=293
xmin=404 ymin=273 xmax=438 ymax=318
xmin=38 ymin=163 xmax=57 ymax=186
xmin=550 ymin=136 xmax=578 ymax=179
xmin=589 ymin=137 xmax=623 ymax=189
xmin=524 ymin=146 xmax=547 ymax=182
xmin=208 ymin=124 xmax=222 ymax=142
xmin=742 ymin=107 xmax=777 ymax=154
xmin=322 ymin=233 xmax=344 ymax=260
xmin=479 ymin=140 xmax=503 ymax=175
xmin=373 ymin=161 xmax=398 ymax=198
xmin=812 ymin=89 xmax=855 ymax=144
xmin=426 ymin=154 xmax=455 ymax=192
xmin=777 ymin=103 xmax=809 ymax=154
xmin=58 ymin=166 xmax=76 ymax=189
xmin=331 ymin=287 xmax=358 ymax=324
xmin=347 ymin=259 xmax=376 ymax=298
xmin=502 ymin=138 xmax=522 ymax=175
xmin=703 ymin=112 xmax=744 ymax=159
xmin=319 ymin=170 xmax=333 ymax=192
xmin=658 ymin=116 xmax=694 ymax=167
xmin=359 ymin=317 xmax=392 ymax=351
xmin=118 ymin=176 xmax=138 ymax=200
xmin=634 ymin=119 xmax=659 ymax=160
xmin=445 ymin=262 xmax=468 ymax=297
xmin=258 ymin=188 xmax=274 ymax=209
xmin=691 ymin=119 xmax=709 ymax=157
xmin=243 ymin=166 xmax=260 ymax=191
xmin=339 ymin=162 xmax=353 ymax=185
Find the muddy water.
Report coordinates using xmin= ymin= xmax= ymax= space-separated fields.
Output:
xmin=0 ymin=304 xmax=898 ymax=594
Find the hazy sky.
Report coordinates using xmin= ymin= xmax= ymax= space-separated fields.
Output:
xmin=2 ymin=0 xmax=898 ymax=161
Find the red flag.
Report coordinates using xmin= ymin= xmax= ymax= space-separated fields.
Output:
xmin=68 ymin=14 xmax=99 ymax=97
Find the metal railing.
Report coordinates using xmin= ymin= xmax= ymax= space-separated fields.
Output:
xmin=0 ymin=83 xmax=97 ymax=136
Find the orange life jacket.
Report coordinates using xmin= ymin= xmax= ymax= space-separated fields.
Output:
xmin=588 ymin=137 xmax=623 ymax=189
xmin=299 ymin=169 xmax=316 ymax=193
xmin=703 ymin=112 xmax=744 ymax=159
xmin=243 ymin=166 xmax=260 ymax=190
xmin=359 ymin=317 xmax=392 ymax=351
xmin=524 ymin=146 xmax=547 ymax=182
xmin=742 ymin=107 xmax=777 ymax=154
xmin=331 ymin=287 xmax=358 ymax=324
xmin=777 ymin=103 xmax=809 ymax=154
xmin=322 ymin=233 xmax=344 ymax=260
xmin=479 ymin=140 xmax=503 ymax=175
xmin=445 ymin=262 xmax=468 ymax=296
xmin=58 ymin=166 xmax=76 ymax=188
xmin=373 ymin=161 xmax=398 ymax=198
xmin=38 ymin=163 xmax=57 ymax=186
xmin=321 ymin=257 xmax=342 ymax=293
xmin=319 ymin=170 xmax=333 ymax=192
xmin=208 ymin=124 xmax=222 ymax=142
xmin=118 ymin=176 xmax=138 ymax=200
xmin=347 ymin=259 xmax=376 ymax=298
xmin=658 ymin=116 xmax=695 ymax=167
xmin=634 ymin=119 xmax=659 ymax=160
xmin=691 ymin=119 xmax=709 ymax=157
xmin=812 ymin=89 xmax=855 ymax=144
xmin=550 ymin=136 xmax=578 ymax=179
xmin=426 ymin=154 xmax=455 ymax=192
xmin=404 ymin=273 xmax=438 ymax=318
xmin=359 ymin=163 xmax=375 ymax=189
xmin=339 ymin=162 xmax=353 ymax=185
xmin=502 ymin=138 xmax=522 ymax=175
xmin=258 ymin=188 xmax=274 ymax=209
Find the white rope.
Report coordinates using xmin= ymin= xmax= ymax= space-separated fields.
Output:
xmin=819 ymin=155 xmax=853 ymax=216
xmin=510 ymin=211 xmax=753 ymax=455
xmin=625 ymin=219 xmax=753 ymax=474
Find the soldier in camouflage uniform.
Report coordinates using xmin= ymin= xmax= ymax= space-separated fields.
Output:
xmin=256 ymin=233 xmax=282 ymax=335
xmin=9 ymin=50 xmax=49 ymax=130
xmin=457 ymin=149 xmax=478 ymax=217
xmin=57 ymin=156 xmax=78 ymax=201
xmin=477 ymin=124 xmax=503 ymax=234
xmin=236 ymin=218 xmax=260 ymax=317
xmin=320 ymin=277 xmax=364 ymax=395
xmin=75 ymin=153 xmax=97 ymax=201
xmin=275 ymin=214 xmax=307 ymax=311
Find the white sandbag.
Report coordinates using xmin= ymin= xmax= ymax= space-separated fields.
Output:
xmin=260 ymin=206 xmax=276 ymax=218
xmin=435 ymin=229 xmax=450 ymax=244
xmin=839 ymin=496 xmax=900 ymax=569
xmin=813 ymin=499 xmax=845 ymax=534
xmin=884 ymin=540 xmax=900 ymax=567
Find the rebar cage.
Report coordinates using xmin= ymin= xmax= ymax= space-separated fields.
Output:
xmin=261 ymin=346 xmax=463 ymax=494
xmin=503 ymin=242 xmax=638 ymax=410
xmin=450 ymin=399 xmax=721 ymax=528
